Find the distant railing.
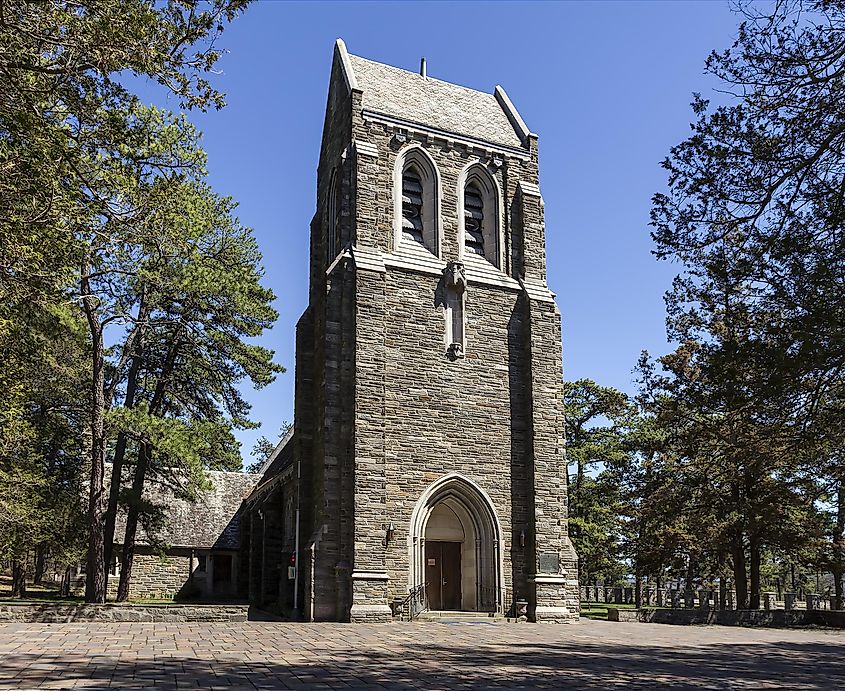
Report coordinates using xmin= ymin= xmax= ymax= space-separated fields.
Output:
xmin=580 ymin=584 xmax=838 ymax=611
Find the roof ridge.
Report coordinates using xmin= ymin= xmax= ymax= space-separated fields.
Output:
xmin=347 ymin=52 xmax=497 ymax=99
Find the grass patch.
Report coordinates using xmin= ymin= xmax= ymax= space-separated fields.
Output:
xmin=0 ymin=575 xmax=83 ymax=603
xmin=580 ymin=601 xmax=636 ymax=620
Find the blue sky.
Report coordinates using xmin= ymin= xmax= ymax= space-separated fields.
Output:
xmin=143 ymin=1 xmax=743 ymax=465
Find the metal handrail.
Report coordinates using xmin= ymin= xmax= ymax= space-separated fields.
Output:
xmin=396 ymin=582 xmax=428 ymax=621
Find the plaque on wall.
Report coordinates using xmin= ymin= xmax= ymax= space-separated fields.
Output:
xmin=538 ymin=552 xmax=560 ymax=574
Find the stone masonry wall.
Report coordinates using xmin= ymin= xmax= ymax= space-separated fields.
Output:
xmin=344 ymin=108 xmax=576 ymax=620
xmin=0 ymin=603 xmax=250 ymax=623
xmin=377 ymin=270 xmax=526 ymax=598
xmin=106 ymin=549 xmax=192 ymax=600
xmin=297 ymin=46 xmax=579 ymax=621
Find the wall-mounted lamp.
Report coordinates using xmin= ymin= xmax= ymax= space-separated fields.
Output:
xmin=386 ymin=523 xmax=395 ymax=545
xmin=519 ymin=529 xmax=526 ymax=549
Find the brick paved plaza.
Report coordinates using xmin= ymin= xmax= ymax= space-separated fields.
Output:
xmin=0 ymin=619 xmax=843 ymax=689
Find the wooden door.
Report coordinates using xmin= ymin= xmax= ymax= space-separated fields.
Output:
xmin=425 ymin=542 xmax=462 ymax=610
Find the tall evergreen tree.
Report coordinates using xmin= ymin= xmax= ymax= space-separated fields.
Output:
xmin=651 ymin=0 xmax=845 ymax=606
xmin=0 ymin=1 xmax=256 ymax=602
xmin=564 ymin=379 xmax=634 ymax=584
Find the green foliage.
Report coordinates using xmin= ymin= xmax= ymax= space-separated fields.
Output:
xmin=647 ymin=0 xmax=845 ymax=605
xmin=0 ymin=299 xmax=87 ymax=572
xmin=0 ymin=2 xmax=275 ymax=600
xmin=247 ymin=420 xmax=293 ymax=473
xmin=0 ymin=0 xmax=250 ymax=307
xmin=564 ymin=379 xmax=634 ymax=584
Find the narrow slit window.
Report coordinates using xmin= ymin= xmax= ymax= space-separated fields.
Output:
xmin=402 ymin=169 xmax=425 ymax=244
xmin=327 ymin=171 xmax=340 ymax=265
xmin=464 ymin=183 xmax=485 ymax=256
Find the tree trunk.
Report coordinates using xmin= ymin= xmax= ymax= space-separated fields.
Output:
xmin=11 ymin=561 xmax=26 ymax=597
xmin=732 ymin=540 xmax=748 ymax=609
xmin=82 ymin=259 xmax=107 ymax=604
xmin=833 ymin=477 xmax=845 ymax=611
xmin=749 ymin=536 xmax=761 ymax=609
xmin=104 ymin=348 xmax=145 ymax=576
xmin=34 ymin=545 xmax=46 ymax=585
xmin=685 ymin=554 xmax=694 ymax=591
xmin=116 ymin=315 xmax=185 ymax=601
xmin=635 ymin=570 xmax=642 ymax=609
xmin=117 ymin=443 xmax=151 ymax=602
xmin=104 ymin=292 xmax=150 ymax=580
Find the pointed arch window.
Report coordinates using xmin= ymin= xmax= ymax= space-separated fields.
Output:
xmin=461 ymin=167 xmax=501 ymax=268
xmin=394 ymin=146 xmax=441 ymax=256
xmin=326 ymin=170 xmax=341 ymax=266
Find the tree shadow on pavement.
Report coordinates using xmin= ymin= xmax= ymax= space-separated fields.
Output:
xmin=0 ymin=635 xmax=843 ymax=689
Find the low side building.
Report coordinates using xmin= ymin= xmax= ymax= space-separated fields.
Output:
xmin=109 ymin=470 xmax=257 ymax=600
xmin=238 ymin=428 xmax=299 ymax=612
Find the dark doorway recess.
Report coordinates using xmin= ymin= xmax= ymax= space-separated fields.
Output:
xmin=426 ymin=541 xmax=461 ymax=610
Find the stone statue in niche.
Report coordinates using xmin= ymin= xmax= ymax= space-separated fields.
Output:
xmin=447 ymin=342 xmax=464 ymax=360
xmin=444 ymin=261 xmax=466 ymax=294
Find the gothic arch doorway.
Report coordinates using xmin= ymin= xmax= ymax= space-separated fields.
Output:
xmin=409 ymin=473 xmax=503 ymax=612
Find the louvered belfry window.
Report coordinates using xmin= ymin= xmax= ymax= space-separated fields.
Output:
xmin=402 ymin=168 xmax=425 ymax=244
xmin=464 ymin=183 xmax=485 ymax=255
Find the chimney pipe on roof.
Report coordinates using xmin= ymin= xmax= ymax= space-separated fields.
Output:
xmin=420 ymin=57 xmax=427 ymax=79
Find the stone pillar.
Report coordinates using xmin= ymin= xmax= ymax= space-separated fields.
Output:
xmin=763 ymin=592 xmax=777 ymax=610
xmin=523 ymin=286 xmax=578 ymax=623
xmin=784 ymin=592 xmax=797 ymax=610
xmin=684 ymin=588 xmax=695 ymax=609
xmin=698 ymin=589 xmax=711 ymax=610
xmin=656 ymin=588 xmax=664 ymax=607
xmin=728 ymin=590 xmax=736 ymax=610
xmin=613 ymin=586 xmax=623 ymax=604
xmin=807 ymin=593 xmax=819 ymax=611
xmin=719 ymin=580 xmax=727 ymax=610
xmin=349 ymin=266 xmax=391 ymax=623
xmin=624 ymin=587 xmax=633 ymax=605
xmin=671 ymin=589 xmax=682 ymax=609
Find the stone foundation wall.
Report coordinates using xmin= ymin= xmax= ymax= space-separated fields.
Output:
xmin=0 ymin=603 xmax=250 ymax=623
xmin=608 ymin=607 xmax=845 ymax=628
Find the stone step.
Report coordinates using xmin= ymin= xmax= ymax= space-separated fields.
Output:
xmin=417 ymin=610 xmax=506 ymax=622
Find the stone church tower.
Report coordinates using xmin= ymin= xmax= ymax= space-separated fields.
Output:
xmin=288 ymin=40 xmax=578 ymax=623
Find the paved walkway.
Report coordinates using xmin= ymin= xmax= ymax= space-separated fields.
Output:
xmin=0 ymin=618 xmax=842 ymax=689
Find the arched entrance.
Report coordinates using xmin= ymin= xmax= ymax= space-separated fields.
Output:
xmin=409 ymin=473 xmax=502 ymax=613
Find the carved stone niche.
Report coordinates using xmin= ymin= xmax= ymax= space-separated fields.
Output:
xmin=444 ymin=261 xmax=466 ymax=294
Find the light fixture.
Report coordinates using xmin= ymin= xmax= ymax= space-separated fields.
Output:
xmin=519 ymin=529 xmax=526 ymax=549
xmin=386 ymin=523 xmax=395 ymax=545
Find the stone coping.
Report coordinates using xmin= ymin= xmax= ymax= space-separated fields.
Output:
xmin=607 ymin=607 xmax=845 ymax=629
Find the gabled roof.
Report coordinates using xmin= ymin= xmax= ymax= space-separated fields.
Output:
xmin=111 ymin=470 xmax=258 ymax=550
xmin=344 ymin=49 xmax=529 ymax=150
